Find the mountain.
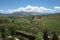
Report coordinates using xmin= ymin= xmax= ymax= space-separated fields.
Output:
xmin=8 ymin=12 xmax=49 ymax=16
xmin=0 ymin=12 xmax=42 ymax=16
xmin=0 ymin=12 xmax=60 ymax=16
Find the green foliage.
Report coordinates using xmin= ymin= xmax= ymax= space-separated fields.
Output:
xmin=43 ymin=29 xmax=48 ymax=40
xmin=4 ymin=36 xmax=15 ymax=40
xmin=19 ymin=36 xmax=28 ymax=40
xmin=9 ymin=27 xmax=16 ymax=36
xmin=52 ymin=32 xmax=58 ymax=40
xmin=0 ymin=14 xmax=60 ymax=40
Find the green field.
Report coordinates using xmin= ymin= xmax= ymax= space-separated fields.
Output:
xmin=0 ymin=14 xmax=60 ymax=40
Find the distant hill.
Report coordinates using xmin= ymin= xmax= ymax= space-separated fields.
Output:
xmin=0 ymin=12 xmax=60 ymax=16
xmin=0 ymin=12 xmax=41 ymax=16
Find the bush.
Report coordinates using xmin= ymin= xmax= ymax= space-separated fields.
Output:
xmin=52 ymin=32 xmax=58 ymax=40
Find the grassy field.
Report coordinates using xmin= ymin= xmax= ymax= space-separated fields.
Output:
xmin=0 ymin=14 xmax=60 ymax=40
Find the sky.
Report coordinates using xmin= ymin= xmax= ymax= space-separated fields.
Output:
xmin=0 ymin=0 xmax=60 ymax=13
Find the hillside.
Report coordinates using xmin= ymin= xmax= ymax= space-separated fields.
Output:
xmin=0 ymin=13 xmax=60 ymax=40
xmin=40 ymin=13 xmax=60 ymax=33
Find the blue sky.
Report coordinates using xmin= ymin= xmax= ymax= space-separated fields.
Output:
xmin=0 ymin=0 xmax=60 ymax=13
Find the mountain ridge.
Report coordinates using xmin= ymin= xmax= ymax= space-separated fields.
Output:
xmin=0 ymin=12 xmax=60 ymax=16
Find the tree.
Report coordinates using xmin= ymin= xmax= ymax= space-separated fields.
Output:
xmin=9 ymin=27 xmax=16 ymax=40
xmin=9 ymin=27 xmax=16 ymax=36
xmin=52 ymin=32 xmax=58 ymax=40
xmin=1 ymin=27 xmax=8 ymax=40
xmin=43 ymin=29 xmax=48 ymax=40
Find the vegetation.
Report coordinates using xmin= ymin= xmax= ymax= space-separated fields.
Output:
xmin=52 ymin=32 xmax=58 ymax=40
xmin=0 ymin=13 xmax=60 ymax=40
xmin=43 ymin=29 xmax=48 ymax=40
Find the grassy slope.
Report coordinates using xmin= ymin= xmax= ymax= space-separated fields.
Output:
xmin=35 ymin=14 xmax=60 ymax=40
xmin=40 ymin=14 xmax=60 ymax=33
xmin=0 ymin=14 xmax=60 ymax=40
xmin=13 ymin=14 xmax=60 ymax=40
xmin=12 ymin=14 xmax=60 ymax=34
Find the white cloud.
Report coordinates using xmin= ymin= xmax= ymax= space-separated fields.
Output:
xmin=0 ymin=10 xmax=4 ymax=13
xmin=53 ymin=6 xmax=60 ymax=13
xmin=0 ymin=10 xmax=4 ymax=11
xmin=39 ymin=7 xmax=55 ymax=13
xmin=54 ymin=6 xmax=60 ymax=9
xmin=54 ymin=6 xmax=60 ymax=10
xmin=0 ymin=5 xmax=60 ymax=14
